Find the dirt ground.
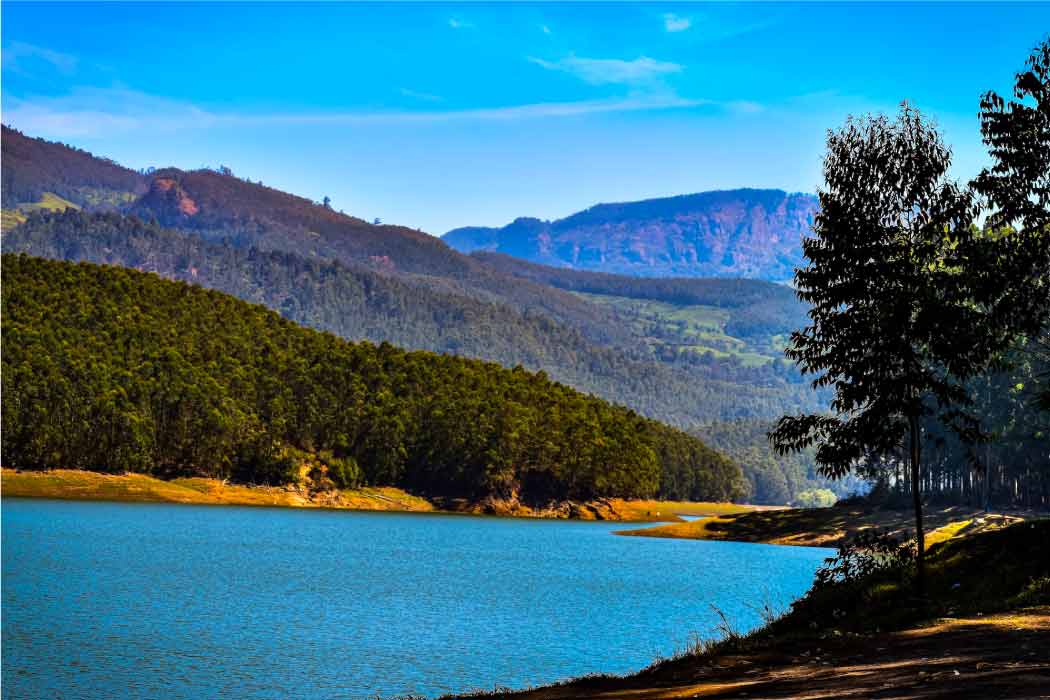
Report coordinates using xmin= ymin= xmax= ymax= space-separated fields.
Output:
xmin=476 ymin=608 xmax=1050 ymax=700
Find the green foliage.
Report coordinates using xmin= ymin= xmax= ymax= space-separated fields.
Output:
xmin=786 ymin=520 xmax=1050 ymax=634
xmin=771 ymin=104 xmax=979 ymax=475
xmin=695 ymin=418 xmax=867 ymax=505
xmin=1 ymin=254 xmax=746 ymax=503
xmin=792 ymin=488 xmax=837 ymax=509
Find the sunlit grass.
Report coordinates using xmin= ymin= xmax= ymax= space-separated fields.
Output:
xmin=1 ymin=468 xmax=433 ymax=512
xmin=617 ymin=504 xmax=1030 ymax=548
xmin=17 ymin=192 xmax=81 ymax=214
xmin=1 ymin=209 xmax=27 ymax=233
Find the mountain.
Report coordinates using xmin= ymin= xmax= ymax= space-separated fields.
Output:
xmin=0 ymin=125 xmax=146 ymax=209
xmin=1 ymin=128 xmax=833 ymax=502
xmin=2 ymin=254 xmax=747 ymax=503
xmin=443 ymin=189 xmax=819 ymax=281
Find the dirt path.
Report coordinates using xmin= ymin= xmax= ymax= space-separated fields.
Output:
xmin=476 ymin=608 xmax=1050 ymax=700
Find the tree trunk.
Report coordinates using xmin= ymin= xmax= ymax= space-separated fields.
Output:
xmin=909 ymin=414 xmax=925 ymax=599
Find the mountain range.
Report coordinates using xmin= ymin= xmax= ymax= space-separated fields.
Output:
xmin=0 ymin=125 xmax=837 ymax=503
xmin=443 ymin=189 xmax=819 ymax=281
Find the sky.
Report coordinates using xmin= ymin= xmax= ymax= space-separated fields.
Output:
xmin=2 ymin=2 xmax=1048 ymax=235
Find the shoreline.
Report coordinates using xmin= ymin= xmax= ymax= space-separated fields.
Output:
xmin=616 ymin=501 xmax=1034 ymax=548
xmin=0 ymin=468 xmax=758 ymax=523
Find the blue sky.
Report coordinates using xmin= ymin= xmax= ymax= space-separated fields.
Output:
xmin=3 ymin=3 xmax=1048 ymax=234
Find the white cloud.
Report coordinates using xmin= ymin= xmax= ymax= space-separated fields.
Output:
xmin=663 ymin=13 xmax=692 ymax=33
xmin=448 ymin=18 xmax=472 ymax=29
xmin=541 ymin=24 xmax=552 ymax=35
xmin=2 ymin=86 xmax=716 ymax=139
xmin=2 ymin=41 xmax=78 ymax=75
xmin=727 ymin=100 xmax=764 ymax=114
xmin=528 ymin=55 xmax=682 ymax=86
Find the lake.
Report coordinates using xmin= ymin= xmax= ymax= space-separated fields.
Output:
xmin=2 ymin=498 xmax=830 ymax=699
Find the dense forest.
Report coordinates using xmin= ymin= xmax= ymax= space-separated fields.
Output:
xmin=851 ymin=336 xmax=1049 ymax=509
xmin=696 ymin=418 xmax=871 ymax=504
xmin=3 ymin=210 xmax=819 ymax=430
xmin=1 ymin=254 xmax=748 ymax=503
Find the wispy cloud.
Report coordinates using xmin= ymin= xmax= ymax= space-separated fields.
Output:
xmin=2 ymin=86 xmax=716 ymax=139
xmin=528 ymin=55 xmax=682 ymax=86
xmin=663 ymin=13 xmax=692 ymax=33
xmin=540 ymin=24 xmax=552 ymax=35
xmin=448 ymin=18 xmax=472 ymax=30
xmin=2 ymin=41 xmax=78 ymax=75
xmin=399 ymin=87 xmax=443 ymax=103
xmin=727 ymin=100 xmax=764 ymax=114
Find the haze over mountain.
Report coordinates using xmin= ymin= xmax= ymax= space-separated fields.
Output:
xmin=444 ymin=189 xmax=819 ymax=281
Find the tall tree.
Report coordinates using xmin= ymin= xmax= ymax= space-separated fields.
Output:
xmin=770 ymin=105 xmax=974 ymax=596
xmin=972 ymin=39 xmax=1050 ymax=410
xmin=772 ymin=40 xmax=1050 ymax=596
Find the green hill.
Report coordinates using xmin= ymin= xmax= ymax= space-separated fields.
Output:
xmin=1 ymin=254 xmax=747 ymax=503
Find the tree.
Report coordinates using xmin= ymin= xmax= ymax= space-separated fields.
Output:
xmin=972 ymin=39 xmax=1050 ymax=410
xmin=771 ymin=41 xmax=1050 ymax=598
xmin=770 ymin=105 xmax=975 ymax=596
xmin=322 ymin=195 xmax=331 ymax=209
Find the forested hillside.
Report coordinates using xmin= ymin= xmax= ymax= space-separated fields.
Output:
xmin=1 ymin=126 xmax=146 ymax=209
xmin=475 ymin=251 xmax=811 ymax=361
xmin=3 ymin=210 xmax=818 ymax=430
xmin=1 ymin=254 xmax=748 ymax=503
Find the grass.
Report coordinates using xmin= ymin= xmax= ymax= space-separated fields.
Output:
xmin=603 ymin=498 xmax=760 ymax=522
xmin=572 ymin=292 xmax=779 ymax=366
xmin=1 ymin=468 xmax=434 ymax=512
xmin=3 ymin=193 xmax=81 ymax=234
xmin=1 ymin=209 xmax=28 ymax=233
xmin=16 ymin=192 xmax=81 ymax=214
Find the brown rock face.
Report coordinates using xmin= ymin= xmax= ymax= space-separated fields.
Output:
xmin=443 ymin=189 xmax=819 ymax=281
xmin=136 ymin=175 xmax=200 ymax=223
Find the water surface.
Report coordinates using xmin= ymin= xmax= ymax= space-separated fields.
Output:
xmin=2 ymin=498 xmax=830 ymax=699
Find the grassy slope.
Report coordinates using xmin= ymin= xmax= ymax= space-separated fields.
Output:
xmin=2 ymin=192 xmax=80 ymax=233
xmin=453 ymin=519 xmax=1050 ymax=699
xmin=576 ymin=291 xmax=777 ymax=367
xmin=616 ymin=501 xmax=1028 ymax=548
xmin=0 ymin=469 xmax=758 ymax=522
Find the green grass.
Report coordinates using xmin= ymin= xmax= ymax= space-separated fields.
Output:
xmin=1 ymin=209 xmax=28 ymax=233
xmin=573 ymin=291 xmax=779 ymax=366
xmin=17 ymin=192 xmax=81 ymax=214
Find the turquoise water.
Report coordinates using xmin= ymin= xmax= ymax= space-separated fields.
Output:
xmin=2 ymin=498 xmax=830 ymax=699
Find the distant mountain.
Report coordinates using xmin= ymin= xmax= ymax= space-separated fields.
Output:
xmin=443 ymin=189 xmax=819 ymax=281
